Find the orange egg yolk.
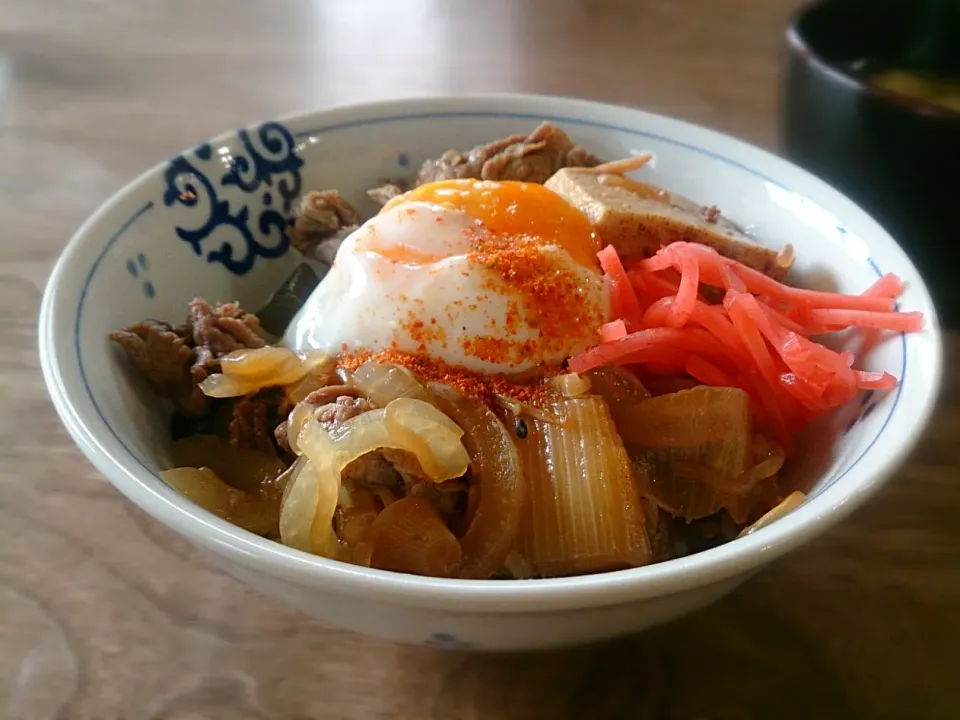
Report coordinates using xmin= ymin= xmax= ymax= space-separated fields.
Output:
xmin=382 ymin=179 xmax=601 ymax=268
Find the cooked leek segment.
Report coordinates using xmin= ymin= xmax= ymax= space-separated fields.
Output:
xmin=517 ymin=395 xmax=651 ymax=577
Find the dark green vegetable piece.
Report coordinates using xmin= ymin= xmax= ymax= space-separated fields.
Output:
xmin=256 ymin=263 xmax=321 ymax=336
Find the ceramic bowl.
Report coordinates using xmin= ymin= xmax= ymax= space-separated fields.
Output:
xmin=39 ymin=95 xmax=941 ymax=651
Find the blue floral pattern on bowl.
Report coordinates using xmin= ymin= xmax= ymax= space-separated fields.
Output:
xmin=161 ymin=121 xmax=303 ymax=276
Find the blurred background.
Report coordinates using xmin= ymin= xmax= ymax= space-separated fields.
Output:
xmin=2 ymin=1 xmax=958 ymax=718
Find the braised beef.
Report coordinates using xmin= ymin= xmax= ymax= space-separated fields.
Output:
xmin=314 ymin=395 xmax=375 ymax=432
xmin=108 ymin=320 xmax=209 ymax=417
xmin=187 ymin=298 xmax=267 ymax=383
xmin=366 ymin=181 xmax=407 ymax=206
xmin=342 ymin=453 xmax=402 ymax=488
xmin=416 ymin=133 xmax=527 ymax=185
xmin=288 ymin=190 xmax=362 ymax=262
xmin=414 ymin=122 xmax=601 ymax=186
xmin=301 ymin=384 xmax=362 ymax=407
xmin=111 ymin=298 xmax=267 ymax=419
xmin=229 ymin=390 xmax=283 ymax=456
xmin=274 ymin=391 xmax=368 ymax=454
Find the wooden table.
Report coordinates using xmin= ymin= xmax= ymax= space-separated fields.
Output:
xmin=2 ymin=1 xmax=958 ymax=717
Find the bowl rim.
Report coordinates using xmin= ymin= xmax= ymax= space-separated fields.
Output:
xmin=39 ymin=93 xmax=943 ymax=613
xmin=786 ymin=0 xmax=960 ymax=122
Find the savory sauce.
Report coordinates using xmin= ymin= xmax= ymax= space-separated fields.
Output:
xmin=868 ymin=70 xmax=960 ymax=113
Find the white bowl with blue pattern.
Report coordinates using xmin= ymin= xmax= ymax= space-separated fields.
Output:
xmin=39 ymin=95 xmax=942 ymax=651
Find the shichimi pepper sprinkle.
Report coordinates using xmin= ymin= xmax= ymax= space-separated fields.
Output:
xmin=339 ymin=349 xmax=555 ymax=406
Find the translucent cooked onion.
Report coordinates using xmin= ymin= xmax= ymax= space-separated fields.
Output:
xmin=632 ymin=454 xmax=725 ymax=521
xmin=279 ymin=432 xmax=340 ymax=557
xmin=624 ymin=386 xmax=752 ymax=521
xmin=738 ymin=491 xmax=806 ymax=538
xmin=367 ymin=496 xmax=462 ymax=577
xmin=285 ymin=402 xmax=316 ymax=455
xmin=278 ymin=456 xmax=317 ymax=551
xmin=280 ymin=459 xmax=340 ymax=558
xmin=585 ymin=366 xmax=650 ymax=429
xmin=169 ymin=434 xmax=286 ymax=493
xmin=301 ymin=404 xmax=467 ymax=483
xmin=430 ymin=383 xmax=525 ymax=579
xmin=200 ymin=348 xmax=333 ymax=397
xmin=517 ymin=395 xmax=651 ymax=577
xmin=161 ymin=466 xmax=282 ymax=536
xmin=284 ymin=372 xmax=330 ymax=405
xmin=221 ymin=347 xmax=302 ymax=378
xmin=723 ymin=473 xmax=781 ymax=525
xmin=281 ymin=394 xmax=469 ymax=559
xmin=350 ymin=360 xmax=433 ymax=406
xmin=335 ymin=487 xmax=381 ymax=564
xmin=620 ymin=386 xmax=750 ymax=447
xmin=384 ymin=398 xmax=469 ymax=480
xmin=503 ymin=552 xmax=534 ymax=580
xmin=198 ymin=373 xmax=262 ymax=398
xmin=280 ymin=456 xmax=306 ymax=506
xmin=731 ymin=434 xmax=786 ymax=493
xmin=550 ymin=372 xmax=592 ymax=398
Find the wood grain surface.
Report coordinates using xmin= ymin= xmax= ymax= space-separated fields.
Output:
xmin=2 ymin=1 xmax=958 ymax=718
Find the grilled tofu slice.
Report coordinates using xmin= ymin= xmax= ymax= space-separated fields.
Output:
xmin=545 ymin=168 xmax=790 ymax=280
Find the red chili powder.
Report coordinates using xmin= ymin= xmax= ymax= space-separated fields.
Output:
xmin=465 ymin=233 xmax=603 ymax=364
xmin=339 ymin=349 xmax=553 ymax=406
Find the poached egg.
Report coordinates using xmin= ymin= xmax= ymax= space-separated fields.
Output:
xmin=285 ymin=179 xmax=608 ymax=374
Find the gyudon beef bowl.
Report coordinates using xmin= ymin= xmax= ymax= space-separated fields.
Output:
xmin=39 ymin=96 xmax=941 ymax=650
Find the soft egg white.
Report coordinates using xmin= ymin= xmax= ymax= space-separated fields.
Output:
xmin=285 ymin=200 xmax=606 ymax=374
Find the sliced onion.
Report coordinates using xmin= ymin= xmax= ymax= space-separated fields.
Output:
xmin=585 ymin=366 xmax=650 ymax=429
xmin=550 ymin=372 xmax=592 ymax=397
xmin=683 ymin=435 xmax=785 ymax=524
xmin=723 ymin=473 xmax=781 ymax=525
xmin=384 ymin=397 xmax=469 ymax=480
xmin=301 ymin=404 xmax=467 ymax=483
xmin=221 ymin=347 xmax=302 ymax=379
xmin=731 ymin=434 xmax=786 ymax=493
xmin=368 ymin=497 xmax=462 ymax=577
xmin=198 ymin=373 xmax=261 ymax=398
xmin=279 ymin=457 xmax=318 ymax=551
xmin=632 ymin=454 xmax=725 ymax=520
xmin=279 ymin=428 xmax=340 ymax=557
xmin=738 ymin=491 xmax=806 ymax=538
xmin=201 ymin=348 xmax=333 ymax=397
xmin=619 ymin=386 xmax=750 ymax=447
xmin=335 ymin=487 xmax=381 ymax=551
xmin=161 ymin=466 xmax=281 ymax=536
xmin=430 ymin=383 xmax=525 ymax=579
xmin=625 ymin=386 xmax=753 ymax=522
xmin=281 ymin=396 xmax=469 ymax=559
xmin=503 ymin=552 xmax=534 ymax=580
xmin=285 ymin=401 xmax=316 ymax=455
xmin=284 ymin=372 xmax=331 ymax=405
xmin=374 ymin=487 xmax=397 ymax=507
xmin=169 ymin=434 xmax=286 ymax=493
xmin=350 ymin=360 xmax=433 ymax=406
xmin=280 ymin=456 xmax=306 ymax=505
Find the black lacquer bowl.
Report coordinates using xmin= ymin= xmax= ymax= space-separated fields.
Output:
xmin=782 ymin=0 xmax=960 ymax=326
